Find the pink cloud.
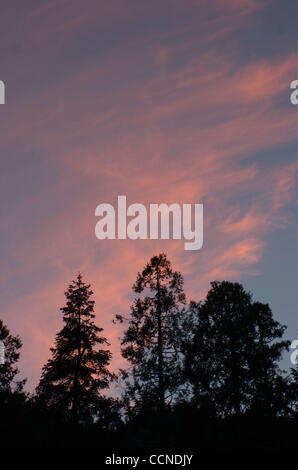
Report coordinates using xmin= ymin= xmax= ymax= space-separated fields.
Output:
xmin=1 ymin=4 xmax=298 ymax=391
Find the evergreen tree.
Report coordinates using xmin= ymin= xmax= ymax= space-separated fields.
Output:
xmin=183 ymin=281 xmax=289 ymax=417
xmin=247 ymin=301 xmax=290 ymax=416
xmin=115 ymin=253 xmax=186 ymax=413
xmin=36 ymin=274 xmax=112 ymax=423
xmin=0 ymin=319 xmax=26 ymax=393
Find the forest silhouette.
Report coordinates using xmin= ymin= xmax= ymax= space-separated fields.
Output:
xmin=0 ymin=253 xmax=297 ymax=451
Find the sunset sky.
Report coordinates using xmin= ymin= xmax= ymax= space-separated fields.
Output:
xmin=0 ymin=0 xmax=297 ymax=391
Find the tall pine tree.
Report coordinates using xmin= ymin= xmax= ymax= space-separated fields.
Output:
xmin=115 ymin=253 xmax=186 ymax=414
xmin=36 ymin=274 xmax=112 ymax=423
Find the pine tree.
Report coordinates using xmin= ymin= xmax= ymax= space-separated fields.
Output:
xmin=115 ymin=253 xmax=186 ymax=414
xmin=36 ymin=274 xmax=112 ymax=423
xmin=0 ymin=319 xmax=26 ymax=393
xmin=183 ymin=281 xmax=290 ymax=417
xmin=246 ymin=301 xmax=290 ymax=416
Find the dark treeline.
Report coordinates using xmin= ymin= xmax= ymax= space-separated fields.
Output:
xmin=0 ymin=253 xmax=297 ymax=450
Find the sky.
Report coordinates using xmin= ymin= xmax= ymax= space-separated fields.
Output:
xmin=0 ymin=0 xmax=297 ymax=391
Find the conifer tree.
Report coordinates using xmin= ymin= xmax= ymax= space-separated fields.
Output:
xmin=0 ymin=319 xmax=25 ymax=393
xmin=115 ymin=253 xmax=186 ymax=413
xmin=183 ymin=281 xmax=290 ymax=417
xmin=36 ymin=274 xmax=112 ymax=423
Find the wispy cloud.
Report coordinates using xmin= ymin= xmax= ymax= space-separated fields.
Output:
xmin=1 ymin=0 xmax=297 ymax=389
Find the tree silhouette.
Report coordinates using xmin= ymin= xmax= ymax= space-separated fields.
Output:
xmin=183 ymin=281 xmax=290 ymax=417
xmin=36 ymin=274 xmax=113 ymax=424
xmin=115 ymin=253 xmax=186 ymax=414
xmin=246 ymin=301 xmax=290 ymax=416
xmin=0 ymin=319 xmax=26 ymax=393
xmin=0 ymin=268 xmax=298 ymax=450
